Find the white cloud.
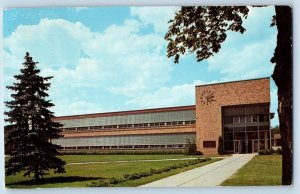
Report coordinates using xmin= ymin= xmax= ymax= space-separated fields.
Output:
xmin=4 ymin=18 xmax=93 ymax=69
xmin=72 ymin=7 xmax=88 ymax=12
xmin=205 ymin=6 xmax=276 ymax=81
xmin=130 ymin=6 xmax=179 ymax=34
xmin=52 ymin=99 xmax=110 ymax=116
xmin=4 ymin=17 xmax=174 ymax=115
xmin=127 ymin=80 xmax=208 ymax=108
xmin=4 ymin=7 xmax=278 ymax=118
xmin=207 ymin=37 xmax=276 ymax=80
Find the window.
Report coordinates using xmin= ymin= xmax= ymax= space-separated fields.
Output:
xmin=259 ymin=114 xmax=269 ymax=122
xmin=259 ymin=125 xmax=270 ymax=131
xmin=246 ymin=116 xmax=252 ymax=123
xmin=234 ymin=132 xmax=245 ymax=140
xmin=246 ymin=126 xmax=258 ymax=132
xmin=235 ymin=126 xmax=245 ymax=132
xmin=252 ymin=115 xmax=258 ymax=122
xmin=224 ymin=133 xmax=233 ymax=140
xmin=259 ymin=105 xmax=269 ymax=114
xmin=203 ymin=141 xmax=216 ymax=148
xmin=77 ymin=127 xmax=89 ymax=130
xmin=233 ymin=116 xmax=240 ymax=124
xmin=224 ymin=117 xmax=233 ymax=124
xmin=240 ymin=116 xmax=246 ymax=123
xmin=247 ymin=132 xmax=258 ymax=139
xmin=178 ymin=121 xmax=184 ymax=125
xmin=246 ymin=106 xmax=258 ymax=114
xmin=224 ymin=141 xmax=234 ymax=151
xmin=224 ymin=126 xmax=233 ymax=132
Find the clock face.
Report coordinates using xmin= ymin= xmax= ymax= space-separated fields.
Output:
xmin=200 ymin=90 xmax=215 ymax=105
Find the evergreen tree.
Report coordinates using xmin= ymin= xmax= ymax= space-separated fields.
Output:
xmin=5 ymin=52 xmax=66 ymax=181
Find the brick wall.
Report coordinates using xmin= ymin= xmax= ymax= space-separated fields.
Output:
xmin=62 ymin=125 xmax=196 ymax=138
xmin=195 ymin=78 xmax=270 ymax=155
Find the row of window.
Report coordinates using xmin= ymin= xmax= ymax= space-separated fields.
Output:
xmin=224 ymin=125 xmax=269 ymax=132
xmin=224 ymin=131 xmax=271 ymax=141
xmin=224 ymin=114 xmax=269 ymax=124
xmin=223 ymin=105 xmax=269 ymax=116
xmin=223 ymin=140 xmax=270 ymax=151
xmin=62 ymin=120 xmax=196 ymax=131
xmin=62 ymin=144 xmax=186 ymax=150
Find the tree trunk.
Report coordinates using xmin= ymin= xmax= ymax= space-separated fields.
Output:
xmin=271 ymin=6 xmax=293 ymax=185
xmin=34 ymin=166 xmax=40 ymax=181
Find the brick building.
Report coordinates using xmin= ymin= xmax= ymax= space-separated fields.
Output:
xmin=52 ymin=77 xmax=273 ymax=155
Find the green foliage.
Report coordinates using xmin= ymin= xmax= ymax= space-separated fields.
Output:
xmin=6 ymin=154 xmax=217 ymax=188
xmin=166 ymin=6 xmax=292 ymax=185
xmin=218 ymin=136 xmax=223 ymax=155
xmin=222 ymin=155 xmax=282 ymax=186
xmin=271 ymin=125 xmax=280 ymax=135
xmin=165 ymin=6 xmax=249 ymax=63
xmin=185 ymin=139 xmax=201 ymax=155
xmin=258 ymin=148 xmax=282 ymax=155
xmin=88 ymin=158 xmax=211 ymax=187
xmin=5 ymin=52 xmax=66 ymax=180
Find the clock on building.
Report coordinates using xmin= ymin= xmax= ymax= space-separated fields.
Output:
xmin=200 ymin=90 xmax=215 ymax=105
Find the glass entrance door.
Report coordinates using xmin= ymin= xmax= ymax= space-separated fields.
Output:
xmin=252 ymin=140 xmax=259 ymax=153
xmin=234 ymin=140 xmax=241 ymax=154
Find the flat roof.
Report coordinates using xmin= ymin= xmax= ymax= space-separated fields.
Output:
xmin=195 ymin=77 xmax=270 ymax=87
xmin=54 ymin=105 xmax=196 ymax=120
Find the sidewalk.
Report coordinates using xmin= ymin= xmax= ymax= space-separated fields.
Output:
xmin=140 ymin=154 xmax=256 ymax=187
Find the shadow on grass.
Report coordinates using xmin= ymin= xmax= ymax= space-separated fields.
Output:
xmin=6 ymin=176 xmax=104 ymax=186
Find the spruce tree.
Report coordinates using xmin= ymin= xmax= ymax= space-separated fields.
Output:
xmin=5 ymin=52 xmax=66 ymax=181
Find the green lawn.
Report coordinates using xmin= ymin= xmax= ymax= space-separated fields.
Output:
xmin=5 ymin=154 xmax=217 ymax=188
xmin=221 ymin=155 xmax=282 ymax=186
xmin=60 ymin=154 xmax=199 ymax=163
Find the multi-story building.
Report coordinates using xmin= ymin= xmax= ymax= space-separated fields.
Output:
xmin=52 ymin=77 xmax=273 ymax=155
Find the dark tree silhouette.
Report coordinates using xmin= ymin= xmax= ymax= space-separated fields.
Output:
xmin=165 ymin=6 xmax=292 ymax=185
xmin=5 ymin=52 xmax=66 ymax=181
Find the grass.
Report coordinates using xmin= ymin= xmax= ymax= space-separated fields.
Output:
xmin=5 ymin=154 xmax=216 ymax=188
xmin=221 ymin=155 xmax=282 ymax=186
xmin=115 ymin=159 xmax=218 ymax=187
xmin=60 ymin=154 xmax=200 ymax=163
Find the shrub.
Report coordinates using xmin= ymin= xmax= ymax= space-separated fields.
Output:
xmin=258 ymin=149 xmax=279 ymax=155
xmin=275 ymin=148 xmax=282 ymax=154
xmin=150 ymin=168 xmax=157 ymax=175
xmin=218 ymin=136 xmax=224 ymax=155
xmin=87 ymin=180 xmax=110 ymax=187
xmin=258 ymin=150 xmax=270 ymax=155
xmin=109 ymin=177 xmax=125 ymax=184
xmin=185 ymin=139 xmax=197 ymax=155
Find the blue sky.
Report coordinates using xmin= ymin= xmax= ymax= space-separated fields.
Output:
xmin=3 ymin=6 xmax=279 ymax=126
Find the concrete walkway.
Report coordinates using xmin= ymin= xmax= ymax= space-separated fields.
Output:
xmin=140 ymin=154 xmax=256 ymax=187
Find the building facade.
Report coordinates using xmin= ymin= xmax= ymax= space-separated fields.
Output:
xmin=52 ymin=77 xmax=272 ymax=155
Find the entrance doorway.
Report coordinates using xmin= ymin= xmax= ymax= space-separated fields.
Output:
xmin=252 ymin=140 xmax=259 ymax=153
xmin=234 ymin=140 xmax=241 ymax=154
